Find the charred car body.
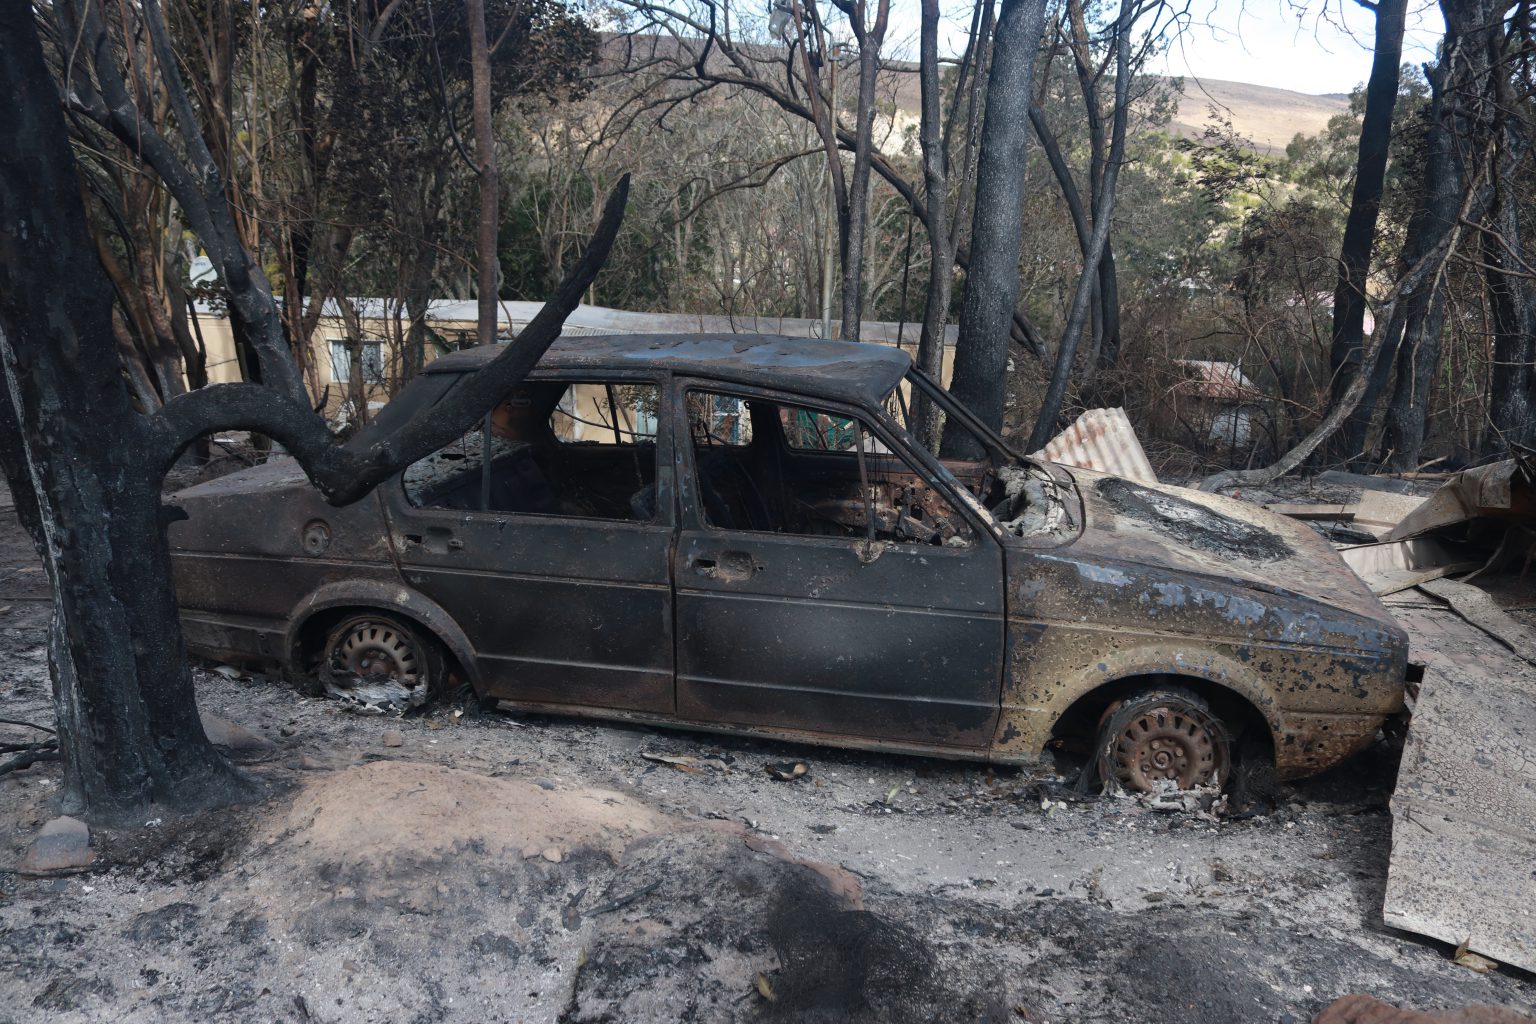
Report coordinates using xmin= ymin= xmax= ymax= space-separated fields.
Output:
xmin=169 ymin=335 xmax=1408 ymax=790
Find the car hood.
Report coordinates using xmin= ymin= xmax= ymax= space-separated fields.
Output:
xmin=1059 ymin=467 xmax=1391 ymax=625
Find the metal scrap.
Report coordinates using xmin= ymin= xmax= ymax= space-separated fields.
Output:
xmin=1381 ymin=595 xmax=1536 ymax=975
xmin=1032 ymin=408 xmax=1157 ymax=485
xmin=1418 ymin=578 xmax=1536 ymax=665
xmin=1387 ymin=451 xmax=1536 ymax=542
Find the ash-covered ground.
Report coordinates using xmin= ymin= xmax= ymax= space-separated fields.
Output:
xmin=1 ymin=477 xmax=1532 ymax=1023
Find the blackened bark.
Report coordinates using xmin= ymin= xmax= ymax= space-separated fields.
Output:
xmin=150 ymin=178 xmax=632 ymax=502
xmin=1381 ymin=287 xmax=1448 ymax=468
xmin=1377 ymin=46 xmax=1460 ymax=468
xmin=2 ymin=0 xmax=628 ymax=820
xmin=1097 ymin=245 xmax=1121 ymax=369
xmin=0 ymin=0 xmax=246 ymax=820
xmin=944 ymin=0 xmax=1048 ymax=457
xmin=1327 ymin=0 xmax=1406 ymax=461
xmin=1485 ymin=139 xmax=1536 ymax=449
xmin=58 ymin=0 xmax=308 ymax=406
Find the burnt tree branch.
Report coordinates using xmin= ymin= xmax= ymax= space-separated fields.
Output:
xmin=152 ymin=176 xmax=631 ymax=503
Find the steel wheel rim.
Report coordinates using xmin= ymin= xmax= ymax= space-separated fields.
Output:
xmin=1110 ymin=707 xmax=1221 ymax=790
xmin=332 ymin=621 xmax=425 ymax=694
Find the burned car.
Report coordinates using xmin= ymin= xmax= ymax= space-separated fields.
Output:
xmin=169 ymin=335 xmax=1408 ymax=791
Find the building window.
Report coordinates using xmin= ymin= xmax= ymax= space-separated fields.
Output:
xmin=330 ymin=340 xmax=384 ymax=385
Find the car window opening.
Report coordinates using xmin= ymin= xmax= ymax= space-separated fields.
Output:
xmin=403 ymin=380 xmax=660 ymax=522
xmin=687 ymin=388 xmax=975 ymax=548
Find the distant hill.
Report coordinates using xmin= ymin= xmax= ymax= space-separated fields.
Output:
xmin=594 ymin=34 xmax=1351 ymax=158
xmin=1165 ymin=78 xmax=1351 ymax=154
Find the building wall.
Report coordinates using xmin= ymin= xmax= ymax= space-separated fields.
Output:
xmin=190 ymin=305 xmax=958 ymax=423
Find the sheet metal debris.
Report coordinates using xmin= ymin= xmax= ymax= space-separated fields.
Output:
xmin=1418 ymin=578 xmax=1536 ymax=665
xmin=1387 ymin=451 xmax=1536 ymax=542
xmin=1337 ymin=537 xmax=1455 ymax=578
xmin=1032 ymin=407 xmax=1157 ymax=485
xmin=1381 ymin=593 xmax=1536 ymax=975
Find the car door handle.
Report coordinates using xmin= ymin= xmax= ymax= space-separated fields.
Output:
xmin=692 ymin=551 xmax=760 ymax=581
xmin=405 ymin=528 xmax=462 ymax=555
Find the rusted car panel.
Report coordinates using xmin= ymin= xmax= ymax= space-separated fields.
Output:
xmin=168 ymin=334 xmax=1408 ymax=783
xmin=171 ymin=458 xmax=399 ymax=664
xmin=992 ymin=470 xmax=1407 ymax=776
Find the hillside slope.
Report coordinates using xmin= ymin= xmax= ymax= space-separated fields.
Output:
xmin=1166 ymin=77 xmax=1351 ymax=154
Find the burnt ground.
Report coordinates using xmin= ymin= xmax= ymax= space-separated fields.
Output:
xmin=1 ymin=479 xmax=1534 ymax=1023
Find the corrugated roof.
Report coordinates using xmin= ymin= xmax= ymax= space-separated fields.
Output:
xmin=1174 ymin=360 xmax=1263 ymax=402
xmin=1032 ymin=408 xmax=1158 ymax=484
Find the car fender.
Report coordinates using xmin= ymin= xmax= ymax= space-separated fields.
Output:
xmin=993 ymin=634 xmax=1283 ymax=758
xmin=284 ymin=579 xmax=482 ymax=689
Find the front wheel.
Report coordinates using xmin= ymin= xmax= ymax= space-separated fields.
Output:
xmin=1095 ymin=687 xmax=1231 ymax=793
xmin=320 ymin=614 xmax=442 ymax=709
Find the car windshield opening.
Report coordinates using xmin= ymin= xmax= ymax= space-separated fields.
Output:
xmin=888 ymin=370 xmax=1074 ymax=540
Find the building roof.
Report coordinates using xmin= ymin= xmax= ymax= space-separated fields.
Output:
xmin=425 ymin=333 xmax=914 ymax=408
xmin=192 ymin=295 xmax=958 ymax=348
xmin=1174 ymin=360 xmax=1263 ymax=402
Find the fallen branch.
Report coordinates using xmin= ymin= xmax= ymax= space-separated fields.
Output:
xmin=151 ymin=176 xmax=630 ymax=506
xmin=0 ymin=717 xmax=54 ymax=734
xmin=0 ymin=742 xmax=59 ymax=776
xmin=585 ymin=879 xmax=662 ymax=916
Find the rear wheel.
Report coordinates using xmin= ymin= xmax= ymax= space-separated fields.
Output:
xmin=1096 ymin=687 xmax=1231 ymax=792
xmin=320 ymin=614 xmax=442 ymax=709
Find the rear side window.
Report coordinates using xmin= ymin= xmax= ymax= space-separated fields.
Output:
xmin=403 ymin=380 xmax=660 ymax=522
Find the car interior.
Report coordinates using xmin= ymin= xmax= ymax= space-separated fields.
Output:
xmin=400 ymin=378 xmax=975 ymax=547
xmin=402 ymin=380 xmax=659 ymax=521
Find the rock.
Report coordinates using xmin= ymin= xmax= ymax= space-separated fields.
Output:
xmin=279 ymin=725 xmax=297 ymax=737
xmin=541 ymin=846 xmax=563 ymax=863
xmin=295 ymin=756 xmax=328 ymax=771
xmin=199 ymin=712 xmax=276 ymax=753
xmin=381 ymin=731 xmax=404 ymax=748
xmin=22 ymin=816 xmax=94 ymax=873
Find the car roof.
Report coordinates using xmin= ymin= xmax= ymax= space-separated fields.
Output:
xmin=425 ymin=333 xmax=913 ymax=408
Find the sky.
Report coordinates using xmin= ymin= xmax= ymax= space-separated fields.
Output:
xmin=882 ymin=0 xmax=1446 ymax=97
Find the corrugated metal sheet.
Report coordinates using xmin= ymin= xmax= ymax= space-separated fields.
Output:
xmin=1032 ymin=408 xmax=1157 ymax=485
xmin=1381 ymin=594 xmax=1536 ymax=974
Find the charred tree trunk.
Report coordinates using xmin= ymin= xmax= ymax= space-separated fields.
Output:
xmin=0 ymin=1 xmax=247 ymax=819
xmin=944 ymin=0 xmax=1048 ymax=458
xmin=1381 ymin=288 xmax=1448 ymax=468
xmin=57 ymin=0 xmax=307 ymax=405
xmin=1064 ymin=0 xmax=1121 ymax=373
xmin=2 ymin=0 xmax=629 ymax=821
xmin=1378 ymin=45 xmax=1461 ymax=469
xmin=1328 ymin=0 xmax=1406 ymax=463
xmin=1485 ymin=133 xmax=1536 ymax=449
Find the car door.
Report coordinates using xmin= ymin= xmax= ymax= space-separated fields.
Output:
xmin=670 ymin=379 xmax=1006 ymax=748
xmin=383 ymin=372 xmax=675 ymax=713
